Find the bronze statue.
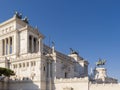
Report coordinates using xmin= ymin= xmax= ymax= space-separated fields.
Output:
xmin=14 ymin=11 xmax=22 ymax=19
xmin=96 ymin=58 xmax=106 ymax=67
xmin=70 ymin=48 xmax=78 ymax=55
xmin=14 ymin=11 xmax=29 ymax=24
xmin=22 ymin=16 xmax=29 ymax=24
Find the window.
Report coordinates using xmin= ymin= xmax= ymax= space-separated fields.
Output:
xmin=23 ymin=63 xmax=25 ymax=67
xmin=15 ymin=64 xmax=17 ymax=68
xmin=29 ymin=36 xmax=32 ymax=52
xmin=13 ymin=64 xmax=17 ymax=69
xmin=31 ymin=61 xmax=33 ymax=66
xmin=38 ymin=41 xmax=39 ymax=52
xmin=9 ymin=26 xmax=11 ymax=31
xmin=34 ymin=38 xmax=37 ymax=52
xmin=44 ymin=66 xmax=45 ymax=71
xmin=33 ymin=61 xmax=36 ymax=66
xmin=19 ymin=63 xmax=22 ymax=68
xmin=10 ymin=37 xmax=12 ymax=54
xmin=65 ymin=72 xmax=67 ymax=78
xmin=27 ymin=62 xmax=29 ymax=67
xmin=13 ymin=64 xmax=16 ymax=69
xmin=31 ymin=61 xmax=36 ymax=67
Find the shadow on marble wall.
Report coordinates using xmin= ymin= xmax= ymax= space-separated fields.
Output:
xmin=0 ymin=76 xmax=40 ymax=90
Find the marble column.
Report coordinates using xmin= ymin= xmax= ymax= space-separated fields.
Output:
xmin=10 ymin=37 xmax=12 ymax=54
xmin=37 ymin=39 xmax=39 ymax=53
xmin=1 ymin=40 xmax=3 ymax=55
xmin=0 ymin=40 xmax=2 ymax=56
xmin=31 ymin=36 xmax=34 ymax=53
xmin=5 ymin=38 xmax=6 ymax=55
xmin=48 ymin=60 xmax=51 ymax=78
xmin=2 ymin=39 xmax=5 ymax=55
xmin=12 ymin=36 xmax=14 ymax=54
xmin=15 ymin=30 xmax=19 ymax=56
xmin=38 ymin=38 xmax=43 ymax=54
xmin=9 ymin=37 xmax=12 ymax=54
xmin=8 ymin=37 xmax=10 ymax=54
xmin=38 ymin=38 xmax=40 ymax=53
xmin=48 ymin=60 xmax=52 ymax=90
xmin=6 ymin=38 xmax=9 ymax=55
xmin=35 ymin=38 xmax=37 ymax=52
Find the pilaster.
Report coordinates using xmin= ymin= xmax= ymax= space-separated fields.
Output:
xmin=35 ymin=38 xmax=37 ymax=52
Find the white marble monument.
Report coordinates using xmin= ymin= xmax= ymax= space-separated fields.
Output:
xmin=0 ymin=12 xmax=119 ymax=90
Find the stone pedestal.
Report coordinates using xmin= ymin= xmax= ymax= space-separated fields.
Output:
xmin=94 ymin=68 xmax=107 ymax=82
xmin=93 ymin=67 xmax=118 ymax=83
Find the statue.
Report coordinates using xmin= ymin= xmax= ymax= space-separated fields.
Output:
xmin=96 ymin=58 xmax=106 ymax=67
xmin=69 ymin=48 xmax=78 ymax=55
xmin=14 ymin=11 xmax=22 ymax=19
xmin=22 ymin=16 xmax=29 ymax=24
xmin=51 ymin=41 xmax=55 ymax=47
xmin=14 ymin=11 xmax=29 ymax=24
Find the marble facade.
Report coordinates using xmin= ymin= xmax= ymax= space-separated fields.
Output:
xmin=0 ymin=13 xmax=119 ymax=90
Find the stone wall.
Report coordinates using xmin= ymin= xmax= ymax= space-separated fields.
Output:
xmin=0 ymin=79 xmax=120 ymax=90
xmin=89 ymin=83 xmax=120 ymax=90
xmin=0 ymin=81 xmax=40 ymax=90
xmin=0 ymin=82 xmax=7 ymax=90
xmin=53 ymin=77 xmax=89 ymax=90
xmin=8 ymin=80 xmax=40 ymax=90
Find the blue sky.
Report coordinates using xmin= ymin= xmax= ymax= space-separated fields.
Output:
xmin=0 ymin=0 xmax=120 ymax=81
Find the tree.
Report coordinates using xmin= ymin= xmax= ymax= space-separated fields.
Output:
xmin=0 ymin=67 xmax=15 ymax=77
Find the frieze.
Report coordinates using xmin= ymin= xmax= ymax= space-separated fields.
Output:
xmin=0 ymin=25 xmax=14 ymax=35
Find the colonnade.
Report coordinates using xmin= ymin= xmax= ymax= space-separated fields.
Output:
xmin=29 ymin=35 xmax=39 ymax=53
xmin=1 ymin=36 xmax=14 ymax=55
xmin=0 ymin=35 xmax=43 ymax=55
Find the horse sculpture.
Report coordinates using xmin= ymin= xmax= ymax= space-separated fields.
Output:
xmin=96 ymin=59 xmax=106 ymax=67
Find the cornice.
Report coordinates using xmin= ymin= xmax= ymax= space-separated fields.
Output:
xmin=0 ymin=17 xmax=16 ymax=27
xmin=0 ymin=16 xmax=27 ymax=29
